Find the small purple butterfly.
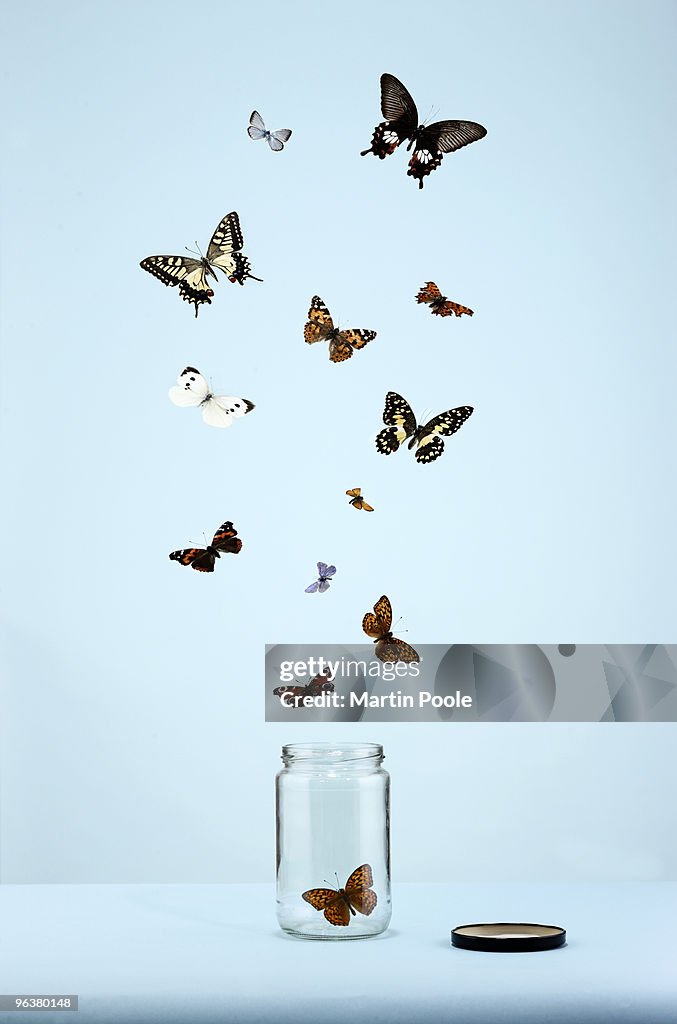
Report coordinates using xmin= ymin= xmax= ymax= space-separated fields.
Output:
xmin=305 ymin=562 xmax=337 ymax=593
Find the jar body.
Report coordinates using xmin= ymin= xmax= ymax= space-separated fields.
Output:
xmin=276 ymin=743 xmax=391 ymax=939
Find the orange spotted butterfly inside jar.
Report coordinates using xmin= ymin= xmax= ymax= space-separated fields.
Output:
xmin=276 ymin=743 xmax=391 ymax=939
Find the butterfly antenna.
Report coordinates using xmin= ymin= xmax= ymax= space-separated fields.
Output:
xmin=422 ymin=104 xmax=435 ymax=126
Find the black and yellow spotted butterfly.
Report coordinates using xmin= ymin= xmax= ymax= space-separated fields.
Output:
xmin=302 ymin=864 xmax=377 ymax=927
xmin=362 ymin=595 xmax=420 ymax=664
xmin=140 ymin=212 xmax=262 ymax=317
xmin=303 ymin=296 xmax=376 ymax=363
xmin=375 ymin=392 xmax=473 ymax=464
xmin=361 ymin=73 xmax=487 ymax=189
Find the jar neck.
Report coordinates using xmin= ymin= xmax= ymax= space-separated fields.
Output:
xmin=281 ymin=743 xmax=384 ymax=772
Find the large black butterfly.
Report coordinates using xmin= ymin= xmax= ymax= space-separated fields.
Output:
xmin=361 ymin=73 xmax=487 ymax=188
xmin=140 ymin=212 xmax=262 ymax=317
xmin=375 ymin=392 xmax=473 ymax=464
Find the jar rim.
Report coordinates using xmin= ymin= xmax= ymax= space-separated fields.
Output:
xmin=281 ymin=742 xmax=383 ymax=764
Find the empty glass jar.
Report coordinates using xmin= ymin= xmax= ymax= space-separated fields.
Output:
xmin=276 ymin=742 xmax=391 ymax=939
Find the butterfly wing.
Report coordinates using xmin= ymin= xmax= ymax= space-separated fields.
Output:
xmin=379 ymin=74 xmax=418 ymax=124
xmin=346 ymin=488 xmax=362 ymax=498
xmin=212 ymin=521 xmax=243 ymax=555
xmin=268 ymin=128 xmax=292 ymax=151
xmin=434 ymin=299 xmax=474 ymax=318
xmin=202 ymin=396 xmax=254 ymax=428
xmin=375 ymin=636 xmax=421 ymax=664
xmin=304 ymin=296 xmax=335 ymax=344
xmin=359 ymin=500 xmax=375 ymax=512
xmin=345 ymin=864 xmax=377 ymax=917
xmin=248 ymin=110 xmax=267 ymax=139
xmin=305 ymin=581 xmax=320 ymax=593
xmin=317 ymin=579 xmax=332 ymax=593
xmin=415 ymin=406 xmax=474 ymax=464
xmin=330 ymin=328 xmax=376 ymax=364
xmin=323 ymin=899 xmax=351 ymax=926
xmin=206 ymin=212 xmax=261 ymax=284
xmin=363 ymin=595 xmax=393 ymax=639
xmin=348 ymin=889 xmax=378 ymax=915
xmin=430 ymin=119 xmax=488 ymax=154
xmin=168 ymin=366 xmax=209 ymax=407
xmin=373 ymin=594 xmax=393 ymax=632
xmin=362 ymin=612 xmax=381 ymax=638
xmin=140 ymin=255 xmax=214 ymax=316
xmin=169 ymin=548 xmax=215 ymax=572
xmin=346 ymin=863 xmax=374 ymax=890
xmin=323 ymin=565 xmax=337 ymax=578
xmin=408 ymin=119 xmax=487 ymax=189
xmin=416 ymin=281 xmax=443 ymax=305
xmin=302 ymin=887 xmax=350 ymax=926
xmin=375 ymin=391 xmax=416 ymax=455
xmin=361 ymin=73 xmax=418 ymax=158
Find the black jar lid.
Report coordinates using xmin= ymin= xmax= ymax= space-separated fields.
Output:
xmin=451 ymin=922 xmax=566 ymax=952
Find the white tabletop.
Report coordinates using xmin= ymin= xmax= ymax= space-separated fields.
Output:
xmin=0 ymin=883 xmax=675 ymax=1023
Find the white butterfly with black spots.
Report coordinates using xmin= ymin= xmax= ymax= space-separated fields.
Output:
xmin=140 ymin=212 xmax=262 ymax=317
xmin=247 ymin=110 xmax=292 ymax=151
xmin=375 ymin=392 xmax=474 ymax=464
xmin=169 ymin=367 xmax=255 ymax=429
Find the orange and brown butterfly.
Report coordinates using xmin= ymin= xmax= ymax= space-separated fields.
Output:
xmin=302 ymin=864 xmax=378 ymax=926
xmin=416 ymin=281 xmax=473 ymax=318
xmin=362 ymin=594 xmax=420 ymax=663
xmin=273 ymin=670 xmax=335 ymax=706
xmin=304 ymin=295 xmax=376 ymax=363
xmin=346 ymin=487 xmax=374 ymax=512
xmin=169 ymin=520 xmax=242 ymax=572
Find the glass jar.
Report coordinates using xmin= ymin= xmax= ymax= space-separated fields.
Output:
xmin=275 ymin=742 xmax=391 ymax=939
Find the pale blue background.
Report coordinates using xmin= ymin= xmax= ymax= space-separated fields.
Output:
xmin=1 ymin=0 xmax=676 ymax=883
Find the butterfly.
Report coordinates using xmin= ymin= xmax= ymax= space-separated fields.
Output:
xmin=273 ymin=670 xmax=335 ymax=705
xmin=140 ymin=212 xmax=262 ymax=317
xmin=304 ymin=296 xmax=376 ymax=363
xmin=247 ymin=110 xmax=292 ymax=151
xmin=416 ymin=282 xmax=473 ymax=318
xmin=346 ymin=487 xmax=374 ymax=512
xmin=302 ymin=864 xmax=377 ymax=927
xmin=305 ymin=562 xmax=336 ymax=593
xmin=168 ymin=367 xmax=254 ymax=428
xmin=169 ymin=521 xmax=242 ymax=573
xmin=375 ymin=392 xmax=473 ymax=464
xmin=362 ymin=594 xmax=420 ymax=664
xmin=360 ymin=73 xmax=487 ymax=189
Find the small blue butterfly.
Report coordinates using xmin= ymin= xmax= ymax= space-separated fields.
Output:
xmin=305 ymin=562 xmax=337 ymax=593
xmin=247 ymin=110 xmax=292 ymax=151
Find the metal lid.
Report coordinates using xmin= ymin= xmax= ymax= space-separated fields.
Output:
xmin=451 ymin=922 xmax=566 ymax=952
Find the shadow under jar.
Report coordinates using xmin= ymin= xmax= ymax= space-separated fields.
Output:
xmin=276 ymin=742 xmax=391 ymax=939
